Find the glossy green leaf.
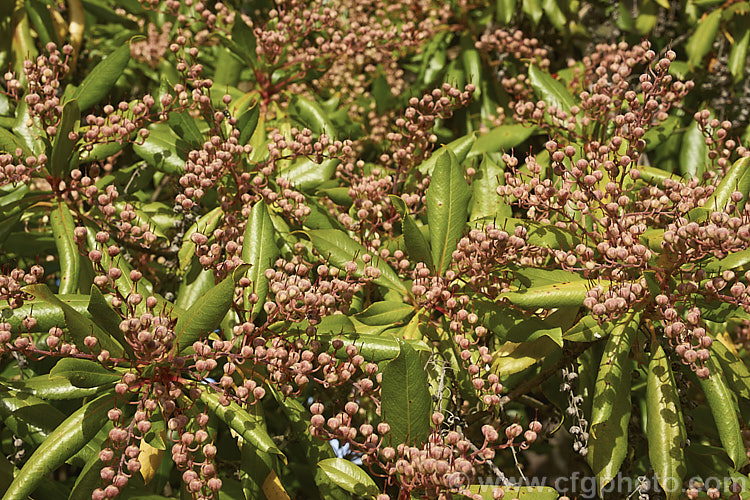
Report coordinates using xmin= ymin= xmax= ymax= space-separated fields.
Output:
xmin=426 ymin=149 xmax=471 ymax=274
xmin=167 ymin=111 xmax=203 ymax=148
xmin=237 ymin=104 xmax=260 ymax=145
xmin=390 ymin=195 xmax=433 ymax=268
xmin=381 ymin=341 xmax=432 ymax=445
xmin=492 ymin=318 xmax=562 ymax=376
xmin=495 ymin=0 xmax=517 ymax=24
xmin=24 ymin=284 xmax=124 ymax=357
xmin=542 ymin=0 xmax=566 ymax=29
xmin=728 ymin=23 xmax=750 ymax=83
xmin=1 ymin=392 xmax=116 ymax=500
xmin=500 ymin=278 xmax=591 ymax=309
xmin=307 ymin=229 xmax=408 ymax=295
xmin=175 ymin=264 xmax=249 ymax=352
xmin=469 ymin=154 xmax=511 ymax=222
xmin=636 ymin=165 xmax=685 ymax=187
xmin=72 ymin=43 xmax=131 ymax=111
xmin=418 ymin=133 xmax=476 ymax=175
xmin=289 ymin=95 xmax=335 ymax=135
xmin=686 ymin=8 xmax=723 ymax=68
xmin=199 ymin=389 xmax=286 ymax=463
xmin=697 ymin=355 xmax=748 ymax=468
xmin=315 ymin=334 xmax=429 ymax=363
xmin=646 ymin=344 xmax=687 ymax=499
xmin=354 ymin=301 xmax=414 ymax=326
xmin=522 ymin=0 xmax=544 ymax=24
xmin=0 ymin=127 xmax=31 ymax=157
xmin=2 ymin=376 xmax=103 ymax=400
xmin=50 ymin=200 xmax=80 ymax=295
xmin=317 ymin=458 xmax=378 ymax=499
xmin=25 ymin=0 xmax=57 ymax=46
xmin=49 ymin=358 xmax=121 ymax=388
xmin=460 ymin=35 xmax=482 ymax=98
xmin=0 ymin=390 xmax=66 ymax=447
xmin=468 ymin=124 xmax=539 ymax=157
xmin=703 ymin=156 xmax=750 ymax=214
xmin=279 ymin=158 xmax=338 ymax=192
xmin=679 ymin=120 xmax=708 ymax=178
xmin=587 ymin=311 xmax=639 ymax=490
xmin=528 ymin=64 xmax=575 ymax=114
xmin=710 ymin=339 xmax=750 ymax=399
xmin=133 ymin=123 xmax=187 ymax=175
xmin=48 ymin=99 xmax=79 ymax=178
xmin=242 ymin=201 xmax=278 ymax=319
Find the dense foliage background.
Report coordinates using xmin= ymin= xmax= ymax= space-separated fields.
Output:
xmin=1 ymin=0 xmax=750 ymax=499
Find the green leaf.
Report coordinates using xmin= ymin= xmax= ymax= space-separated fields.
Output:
xmin=2 ymin=376 xmax=103 ymax=400
xmin=72 ymin=43 xmax=132 ymax=111
xmin=700 ymin=156 xmax=750 ymax=215
xmin=1 ymin=392 xmax=116 ymax=500
xmin=542 ymin=0 xmax=567 ymax=29
xmin=469 ymin=154 xmax=511 ymax=222
xmin=529 ymin=64 xmax=575 ymax=114
xmin=522 ymin=0 xmax=544 ymax=24
xmin=460 ymin=35 xmax=482 ymax=98
xmin=587 ymin=311 xmax=640 ymax=491
xmin=175 ymin=264 xmax=249 ymax=352
xmin=25 ymin=0 xmax=57 ymax=46
xmin=390 ymin=195 xmax=433 ymax=268
xmin=710 ymin=339 xmax=750 ymax=399
xmin=279 ymin=158 xmax=338 ymax=192
xmin=636 ymin=165 xmax=685 ymax=187
xmin=289 ymin=95 xmax=336 ymax=135
xmin=317 ymin=458 xmax=379 ymax=499
xmin=381 ymin=341 xmax=432 ymax=445
xmin=49 ymin=200 xmax=80 ymax=295
xmin=499 ymin=278 xmax=591 ymax=309
xmin=426 ymin=149 xmax=471 ymax=274
xmin=48 ymin=99 xmax=79 ymax=178
xmin=24 ymin=284 xmax=124 ymax=357
xmin=418 ymin=133 xmax=476 ymax=175
xmin=679 ymin=120 xmax=708 ymax=178
xmin=237 ymin=104 xmax=260 ymax=145
xmin=686 ymin=8 xmax=723 ymax=68
xmin=646 ymin=344 xmax=687 ymax=499
xmin=468 ymin=125 xmax=539 ymax=157
xmin=354 ymin=301 xmax=414 ymax=326
xmin=133 ymin=123 xmax=187 ymax=175
xmin=49 ymin=358 xmax=121 ymax=388
xmin=307 ymin=229 xmax=408 ymax=296
xmin=0 ymin=127 xmax=31 ymax=157
xmin=167 ymin=111 xmax=203 ymax=148
xmin=492 ymin=318 xmax=562 ymax=376
xmin=199 ymin=389 xmax=286 ymax=463
xmin=242 ymin=201 xmax=278 ymax=319
xmin=229 ymin=16 xmax=257 ymax=66
xmin=728 ymin=23 xmax=750 ymax=83
xmin=0 ymin=390 xmax=66 ymax=447
xmin=495 ymin=0 xmax=517 ymax=24
xmin=697 ymin=354 xmax=748 ymax=468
